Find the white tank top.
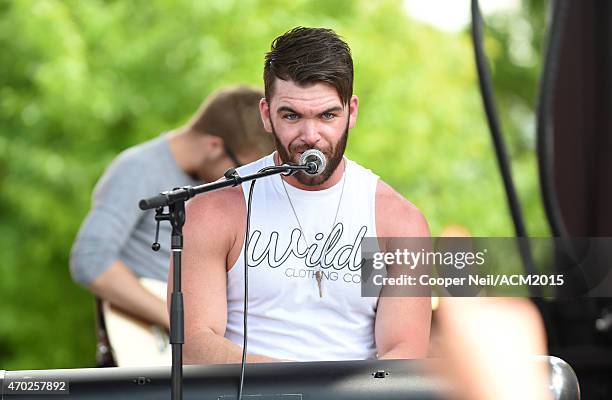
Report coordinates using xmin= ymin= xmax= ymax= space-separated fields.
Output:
xmin=225 ymin=153 xmax=380 ymax=361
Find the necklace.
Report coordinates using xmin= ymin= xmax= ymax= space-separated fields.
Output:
xmin=280 ymin=159 xmax=347 ymax=298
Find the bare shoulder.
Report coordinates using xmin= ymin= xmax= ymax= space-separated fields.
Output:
xmin=375 ymin=179 xmax=430 ymax=238
xmin=184 ymin=184 xmax=246 ymax=248
xmin=185 ymin=184 xmax=245 ymax=220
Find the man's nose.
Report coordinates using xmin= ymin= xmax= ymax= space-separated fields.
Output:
xmin=299 ymin=119 xmax=321 ymax=146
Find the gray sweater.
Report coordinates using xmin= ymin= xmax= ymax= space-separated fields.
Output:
xmin=70 ymin=133 xmax=199 ymax=286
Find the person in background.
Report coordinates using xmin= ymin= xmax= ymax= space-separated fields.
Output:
xmin=70 ymin=85 xmax=275 ymax=332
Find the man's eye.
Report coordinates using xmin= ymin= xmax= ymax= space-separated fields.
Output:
xmin=283 ymin=113 xmax=299 ymax=121
xmin=321 ymin=112 xmax=336 ymax=120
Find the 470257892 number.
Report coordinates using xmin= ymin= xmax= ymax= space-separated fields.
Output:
xmin=4 ymin=379 xmax=69 ymax=394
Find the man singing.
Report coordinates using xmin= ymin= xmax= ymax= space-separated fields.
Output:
xmin=179 ymin=27 xmax=431 ymax=363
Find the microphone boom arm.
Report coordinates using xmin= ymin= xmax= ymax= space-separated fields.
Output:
xmin=139 ymin=164 xmax=309 ymax=210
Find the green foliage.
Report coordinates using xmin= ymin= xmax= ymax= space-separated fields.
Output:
xmin=1 ymin=0 xmax=547 ymax=369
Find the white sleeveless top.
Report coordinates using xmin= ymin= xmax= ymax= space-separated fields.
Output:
xmin=224 ymin=153 xmax=380 ymax=361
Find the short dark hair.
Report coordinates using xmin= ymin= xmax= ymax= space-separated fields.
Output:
xmin=264 ymin=27 xmax=354 ymax=105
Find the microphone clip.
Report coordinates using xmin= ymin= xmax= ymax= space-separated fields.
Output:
xmin=305 ymin=161 xmax=318 ymax=174
xmin=281 ymin=164 xmax=299 ymax=176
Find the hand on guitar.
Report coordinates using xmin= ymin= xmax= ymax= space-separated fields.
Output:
xmin=91 ymin=262 xmax=171 ymax=366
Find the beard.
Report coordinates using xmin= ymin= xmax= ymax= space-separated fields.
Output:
xmin=271 ymin=120 xmax=349 ymax=186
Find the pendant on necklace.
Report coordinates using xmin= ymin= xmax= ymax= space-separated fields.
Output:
xmin=316 ymin=270 xmax=323 ymax=298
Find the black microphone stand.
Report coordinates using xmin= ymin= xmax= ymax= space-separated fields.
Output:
xmin=139 ymin=163 xmax=311 ymax=400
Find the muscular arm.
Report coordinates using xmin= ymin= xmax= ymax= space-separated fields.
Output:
xmin=173 ymin=187 xmax=281 ymax=365
xmin=374 ymin=180 xmax=432 ymax=359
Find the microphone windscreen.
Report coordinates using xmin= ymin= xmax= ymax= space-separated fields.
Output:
xmin=299 ymin=149 xmax=326 ymax=175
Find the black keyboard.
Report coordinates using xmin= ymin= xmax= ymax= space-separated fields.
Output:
xmin=0 ymin=357 xmax=578 ymax=400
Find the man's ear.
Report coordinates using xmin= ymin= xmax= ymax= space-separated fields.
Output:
xmin=348 ymin=95 xmax=359 ymax=129
xmin=203 ymin=135 xmax=224 ymax=159
xmin=259 ymin=98 xmax=273 ymax=133
xmin=206 ymin=135 xmax=223 ymax=148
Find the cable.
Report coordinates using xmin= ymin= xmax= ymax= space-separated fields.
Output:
xmin=534 ymin=0 xmax=594 ymax=346
xmin=535 ymin=0 xmax=585 ymax=288
xmin=470 ymin=0 xmax=541 ymax=297
xmin=237 ymin=179 xmax=257 ymax=400
xmin=536 ymin=0 xmax=571 ymax=240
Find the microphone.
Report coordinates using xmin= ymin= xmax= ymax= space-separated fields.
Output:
xmin=299 ymin=149 xmax=326 ymax=175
